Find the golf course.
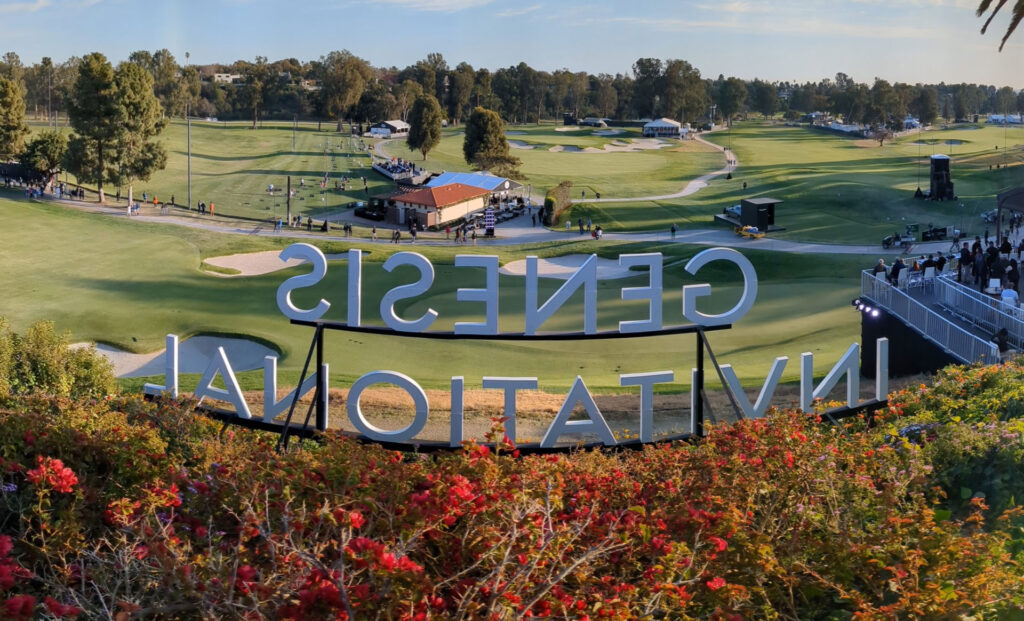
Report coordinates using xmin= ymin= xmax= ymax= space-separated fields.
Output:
xmin=5 ymin=117 xmax=1024 ymax=436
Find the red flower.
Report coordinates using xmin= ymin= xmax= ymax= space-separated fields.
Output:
xmin=0 ymin=536 xmax=11 ymax=558
xmin=44 ymin=597 xmax=81 ymax=618
xmin=26 ymin=457 xmax=78 ymax=494
xmin=709 ymin=536 xmax=728 ymax=552
xmin=3 ymin=595 xmax=35 ymax=619
xmin=705 ymin=577 xmax=727 ymax=591
xmin=237 ymin=565 xmax=257 ymax=582
xmin=349 ymin=511 xmax=366 ymax=529
xmin=784 ymin=451 xmax=795 ymax=469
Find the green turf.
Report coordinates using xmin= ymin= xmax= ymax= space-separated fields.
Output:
xmin=691 ymin=122 xmax=1024 ymax=243
xmin=379 ymin=123 xmax=723 ymax=199
xmin=30 ymin=119 xmax=393 ymax=223
xmin=0 ymin=194 xmax=866 ymax=390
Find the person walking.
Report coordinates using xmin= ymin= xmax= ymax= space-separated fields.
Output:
xmin=371 ymin=225 xmax=377 ymax=241
xmin=671 ymin=223 xmax=677 ymax=238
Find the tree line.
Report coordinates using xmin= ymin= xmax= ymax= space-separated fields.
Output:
xmin=2 ymin=49 xmax=1022 ymax=134
xmin=2 ymin=47 xmax=1023 ymax=201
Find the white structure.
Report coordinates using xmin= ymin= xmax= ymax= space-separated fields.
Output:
xmin=370 ymin=120 xmax=411 ymax=138
xmin=642 ymin=118 xmax=684 ymax=138
xmin=213 ymin=73 xmax=243 ymax=84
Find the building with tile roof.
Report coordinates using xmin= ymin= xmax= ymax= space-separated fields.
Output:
xmin=387 ymin=182 xmax=491 ymax=228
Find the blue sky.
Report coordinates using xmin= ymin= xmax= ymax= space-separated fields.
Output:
xmin=2 ymin=0 xmax=1021 ymax=87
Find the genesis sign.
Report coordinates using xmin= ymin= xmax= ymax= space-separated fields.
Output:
xmin=145 ymin=244 xmax=888 ymax=449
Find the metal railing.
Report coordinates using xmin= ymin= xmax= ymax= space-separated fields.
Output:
xmin=932 ymin=274 xmax=1024 ymax=350
xmin=861 ymin=271 xmax=1000 ymax=365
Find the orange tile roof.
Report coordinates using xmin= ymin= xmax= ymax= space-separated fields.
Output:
xmin=395 ymin=183 xmax=490 ymax=209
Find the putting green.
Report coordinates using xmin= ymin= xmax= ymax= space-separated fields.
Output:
xmin=0 ymin=194 xmax=865 ymax=390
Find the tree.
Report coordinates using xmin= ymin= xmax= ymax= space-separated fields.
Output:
xmin=463 ymin=106 xmax=519 ymax=176
xmin=448 ymin=62 xmax=475 ymax=123
xmin=0 ymin=52 xmax=25 ymax=94
xmin=750 ymin=79 xmax=779 ymax=119
xmin=354 ymin=80 xmax=396 ymax=123
xmin=910 ymin=86 xmax=939 ymax=126
xmin=318 ymin=50 xmax=372 ymax=131
xmin=978 ymin=0 xmax=1024 ymax=50
xmin=395 ymin=79 xmax=423 ymax=122
xmin=66 ymin=53 xmax=122 ymax=202
xmin=406 ymin=94 xmax=443 ymax=160
xmin=662 ymin=60 xmax=706 ymax=123
xmin=242 ymin=56 xmax=271 ymax=129
xmin=717 ymin=77 xmax=747 ymax=126
xmin=594 ymin=74 xmax=618 ymax=118
xmin=21 ymin=130 xmax=67 ymax=181
xmin=632 ymin=58 xmax=663 ymax=118
xmin=113 ymin=61 xmax=168 ymax=205
xmin=0 ymin=76 xmax=28 ymax=161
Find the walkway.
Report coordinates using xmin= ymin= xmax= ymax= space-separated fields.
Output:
xmin=17 ymin=190 xmax=958 ymax=256
xmin=571 ymin=132 xmax=737 ymax=204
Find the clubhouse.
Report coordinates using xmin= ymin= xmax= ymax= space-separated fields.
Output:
xmin=386 ymin=183 xmax=490 ymax=228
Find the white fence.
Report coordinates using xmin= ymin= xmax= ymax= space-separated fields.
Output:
xmin=860 ymin=271 xmax=1000 ymax=365
xmin=932 ymin=274 xmax=1024 ymax=349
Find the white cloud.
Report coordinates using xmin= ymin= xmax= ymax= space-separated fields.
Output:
xmin=496 ymin=3 xmax=540 ymax=17
xmin=0 ymin=0 xmax=51 ymax=14
xmin=371 ymin=0 xmax=492 ymax=11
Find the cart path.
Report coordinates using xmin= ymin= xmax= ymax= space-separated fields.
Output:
xmin=375 ymin=129 xmax=736 ymax=205
xmin=568 ymin=132 xmax=738 ymax=204
xmin=19 ymin=192 xmax=954 ymax=257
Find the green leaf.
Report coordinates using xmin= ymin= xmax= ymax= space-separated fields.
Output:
xmin=960 ymin=486 xmax=973 ymax=500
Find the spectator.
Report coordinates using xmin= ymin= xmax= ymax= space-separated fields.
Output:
xmin=889 ymin=257 xmax=905 ymax=285
xmin=993 ymin=327 xmax=1012 ymax=361
xmin=872 ymin=258 xmax=887 ymax=277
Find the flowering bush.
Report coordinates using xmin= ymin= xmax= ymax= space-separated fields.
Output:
xmin=0 ymin=365 xmax=1022 ymax=617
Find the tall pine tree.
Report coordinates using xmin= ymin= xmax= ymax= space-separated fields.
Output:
xmin=406 ymin=94 xmax=443 ymax=161
xmin=0 ymin=76 xmax=28 ymax=161
xmin=65 ymin=53 xmax=167 ymax=203
xmin=114 ymin=61 xmax=167 ymax=205
xmin=65 ymin=53 xmax=122 ymax=203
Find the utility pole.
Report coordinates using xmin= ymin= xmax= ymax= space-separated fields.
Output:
xmin=186 ymin=51 xmax=192 ymax=211
xmin=286 ymin=175 xmax=291 ymax=226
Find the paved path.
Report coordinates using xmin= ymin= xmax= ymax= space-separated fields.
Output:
xmin=570 ymin=132 xmax=738 ymax=204
xmin=29 ymin=192 xmax=958 ymax=257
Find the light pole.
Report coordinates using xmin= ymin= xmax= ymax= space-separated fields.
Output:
xmin=186 ymin=51 xmax=191 ymax=211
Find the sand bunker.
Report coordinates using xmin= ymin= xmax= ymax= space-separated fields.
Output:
xmin=593 ymin=129 xmax=624 ymax=136
xmin=547 ymin=139 xmax=669 ymax=154
xmin=500 ymin=255 xmax=636 ymax=280
xmin=508 ymin=140 xmax=535 ymax=150
xmin=205 ymin=250 xmax=304 ymax=276
xmin=72 ymin=336 xmax=278 ymax=378
xmin=204 ymin=250 xmax=349 ymax=277
xmin=555 ymin=126 xmax=583 ymax=132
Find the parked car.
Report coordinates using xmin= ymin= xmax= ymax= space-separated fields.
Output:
xmin=921 ymin=226 xmax=947 ymax=241
xmin=980 ymin=209 xmax=998 ymax=223
xmin=723 ymin=204 xmax=741 ymax=218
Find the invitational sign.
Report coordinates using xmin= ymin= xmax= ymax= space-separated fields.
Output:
xmin=144 ymin=244 xmax=888 ymax=448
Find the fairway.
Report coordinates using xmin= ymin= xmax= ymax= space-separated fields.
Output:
xmin=0 ymin=194 xmax=864 ymax=391
xmin=691 ymin=122 xmax=1024 ymax=243
xmin=29 ymin=119 xmax=394 ymax=223
xmin=379 ymin=123 xmax=723 ymax=199
xmin=33 ymin=118 xmax=1024 ymax=246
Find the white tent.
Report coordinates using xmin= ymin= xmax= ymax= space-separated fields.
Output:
xmin=642 ymin=118 xmax=683 ymax=138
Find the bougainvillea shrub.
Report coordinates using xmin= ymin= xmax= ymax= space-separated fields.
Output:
xmin=0 ymin=364 xmax=1023 ymax=618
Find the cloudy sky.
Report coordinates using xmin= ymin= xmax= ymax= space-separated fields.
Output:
xmin=2 ymin=0 xmax=1021 ymax=87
